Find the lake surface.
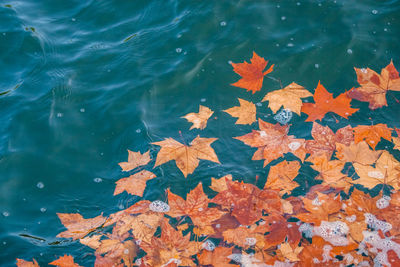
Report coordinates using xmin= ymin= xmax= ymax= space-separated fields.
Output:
xmin=0 ymin=0 xmax=399 ymax=266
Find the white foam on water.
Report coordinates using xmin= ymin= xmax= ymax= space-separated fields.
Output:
xmin=149 ymin=200 xmax=170 ymax=213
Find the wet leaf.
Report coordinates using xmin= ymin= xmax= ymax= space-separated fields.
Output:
xmin=198 ymin=246 xmax=238 ymax=267
xmin=152 ymin=136 xmax=219 ymax=177
xmin=209 ymin=174 xmax=233 ymax=193
xmin=301 ymin=82 xmax=358 ymax=121
xmin=348 ymin=61 xmax=400 ymax=109
xmin=262 ymin=82 xmax=312 ymax=115
xmin=56 ymin=213 xmax=106 ymax=240
xmin=182 ymin=105 xmax=214 ymax=130
xmin=335 ymin=141 xmax=382 ymax=165
xmin=223 ymin=98 xmax=256 ymax=125
xmin=95 ymin=239 xmax=137 ymax=267
xmin=118 ymin=150 xmax=151 ymax=172
xmin=16 ymin=259 xmax=39 ymax=267
xmin=231 ymin=51 xmax=274 ymax=93
xmin=353 ymin=124 xmax=392 ymax=150
xmin=264 ymin=160 xmax=300 ymax=196
xmin=114 ymin=170 xmax=156 ymax=197
xmin=49 ymin=255 xmax=82 ymax=267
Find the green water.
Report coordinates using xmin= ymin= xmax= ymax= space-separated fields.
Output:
xmin=0 ymin=0 xmax=399 ymax=266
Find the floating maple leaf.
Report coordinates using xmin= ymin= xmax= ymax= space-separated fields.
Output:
xmin=235 ymin=119 xmax=306 ymax=166
xmin=198 ymin=246 xmax=238 ymax=267
xmin=263 ymin=160 xmax=300 ymax=196
xmin=231 ymin=51 xmax=274 ymax=93
xmin=118 ymin=150 xmax=151 ymax=172
xmin=262 ymin=82 xmax=312 ymax=115
xmin=335 ymin=141 xmax=382 ymax=165
xmin=223 ymin=98 xmax=256 ymax=125
xmin=152 ymin=136 xmax=219 ymax=177
xmin=56 ymin=213 xmax=106 ymax=240
xmin=301 ymin=82 xmax=358 ymax=121
xmin=114 ymin=170 xmax=156 ymax=197
xmin=348 ymin=61 xmax=400 ymax=109
xmin=306 ymin=122 xmax=353 ymax=160
xmin=209 ymin=174 xmax=233 ymax=193
xmin=16 ymin=259 xmax=39 ymax=267
xmin=182 ymin=105 xmax=214 ymax=130
xmin=353 ymin=124 xmax=392 ymax=150
xmin=352 ymin=151 xmax=400 ymax=190
xmin=49 ymin=255 xmax=82 ymax=267
xmin=393 ymin=128 xmax=400 ymax=150
xmin=95 ymin=239 xmax=137 ymax=267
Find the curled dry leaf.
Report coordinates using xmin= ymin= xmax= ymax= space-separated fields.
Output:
xmin=335 ymin=141 xmax=382 ymax=165
xmin=223 ymin=98 xmax=256 ymax=125
xmin=301 ymin=82 xmax=358 ymax=121
xmin=231 ymin=51 xmax=274 ymax=94
xmin=348 ymin=61 xmax=400 ymax=109
xmin=114 ymin=170 xmax=156 ymax=197
xmin=306 ymin=122 xmax=353 ymax=161
xmin=264 ymin=160 xmax=300 ymax=196
xmin=352 ymin=151 xmax=400 ymax=190
xmin=235 ymin=119 xmax=306 ymax=167
xmin=152 ymin=136 xmax=219 ymax=177
xmin=56 ymin=213 xmax=106 ymax=240
xmin=353 ymin=123 xmax=392 ymax=150
xmin=118 ymin=150 xmax=151 ymax=172
xmin=262 ymin=82 xmax=312 ymax=115
xmin=182 ymin=105 xmax=214 ymax=130
xmin=49 ymin=255 xmax=82 ymax=267
xmin=16 ymin=259 xmax=40 ymax=267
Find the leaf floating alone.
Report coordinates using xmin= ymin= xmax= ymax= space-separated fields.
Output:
xmin=182 ymin=105 xmax=214 ymax=130
xmin=231 ymin=51 xmax=274 ymax=93
xmin=152 ymin=136 xmax=219 ymax=177
xmin=56 ymin=213 xmax=106 ymax=240
xmin=348 ymin=61 xmax=400 ymax=109
xmin=301 ymin=82 xmax=358 ymax=122
xmin=353 ymin=124 xmax=392 ymax=150
xmin=114 ymin=170 xmax=156 ymax=197
xmin=262 ymin=82 xmax=312 ymax=115
xmin=49 ymin=255 xmax=82 ymax=267
xmin=16 ymin=259 xmax=40 ymax=267
xmin=118 ymin=150 xmax=151 ymax=172
xmin=223 ymin=98 xmax=256 ymax=125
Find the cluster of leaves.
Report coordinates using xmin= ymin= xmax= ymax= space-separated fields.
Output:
xmin=17 ymin=52 xmax=400 ymax=266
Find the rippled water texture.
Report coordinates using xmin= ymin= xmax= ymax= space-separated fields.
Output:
xmin=0 ymin=0 xmax=399 ymax=265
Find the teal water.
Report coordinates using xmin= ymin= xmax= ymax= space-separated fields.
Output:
xmin=0 ymin=0 xmax=399 ymax=266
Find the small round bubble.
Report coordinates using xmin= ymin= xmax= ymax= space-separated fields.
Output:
xmin=37 ymin=182 xmax=44 ymax=189
xmin=149 ymin=200 xmax=170 ymax=213
xmin=202 ymin=240 xmax=216 ymax=251
xmin=93 ymin=177 xmax=102 ymax=183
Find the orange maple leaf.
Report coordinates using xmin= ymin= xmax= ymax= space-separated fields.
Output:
xmin=118 ymin=150 xmax=151 ymax=172
xmin=95 ymin=239 xmax=137 ymax=267
xmin=348 ymin=61 xmax=400 ymax=109
xmin=264 ymin=160 xmax=300 ymax=196
xmin=231 ymin=51 xmax=274 ymax=93
xmin=181 ymin=105 xmax=214 ymax=130
xmin=353 ymin=123 xmax=392 ymax=149
xmin=301 ymin=82 xmax=358 ymax=121
xmin=152 ymin=136 xmax=220 ymax=177
xmin=16 ymin=259 xmax=40 ymax=267
xmin=49 ymin=255 xmax=82 ymax=267
xmin=235 ymin=119 xmax=306 ymax=167
xmin=56 ymin=213 xmax=106 ymax=240
xmin=198 ymin=246 xmax=238 ymax=267
xmin=114 ymin=170 xmax=156 ymax=197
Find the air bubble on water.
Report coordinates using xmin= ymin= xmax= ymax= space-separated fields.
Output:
xmin=260 ymin=131 xmax=267 ymax=137
xmin=202 ymin=240 xmax=216 ymax=251
xmin=200 ymin=98 xmax=206 ymax=102
xmin=124 ymin=248 xmax=129 ymax=255
xmin=136 ymin=128 xmax=141 ymax=133
xmin=297 ymin=2 xmax=301 ymax=5
xmin=288 ymin=142 xmax=301 ymax=151
xmin=40 ymin=207 xmax=47 ymax=213
xmin=175 ymin=48 xmax=182 ymax=53
xmin=93 ymin=177 xmax=103 ymax=183
xmin=100 ymin=152 xmax=104 ymax=156
xmin=80 ymin=108 xmax=85 ymax=113
xmin=3 ymin=242 xmax=6 ymax=245
xmin=313 ymin=221 xmax=349 ymax=246
xmin=220 ymin=21 xmax=227 ymax=26
xmin=2 ymin=211 xmax=10 ymax=217
xmin=376 ymin=196 xmax=390 ymax=209
xmin=315 ymin=63 xmax=320 ymax=68
xmin=372 ymin=10 xmax=378 ymax=14
xmin=245 ymin=237 xmax=257 ymax=246
xmin=37 ymin=182 xmax=44 ymax=189
xmin=215 ymin=223 xmax=221 ymax=228
xmin=346 ymin=215 xmax=356 ymax=222
xmin=149 ymin=200 xmax=170 ymax=213
xmin=56 ymin=113 xmax=63 ymax=118
xmin=318 ymin=3 xmax=322 ymax=6
xmin=384 ymin=28 xmax=388 ymax=32
xmin=347 ymin=49 xmax=353 ymax=54
xmin=118 ymin=204 xmax=124 ymax=210
xmin=365 ymin=213 xmax=392 ymax=232
xmin=177 ymin=33 xmax=182 ymax=38
xmin=276 ymin=43 xmax=280 ymax=47
xmin=277 ymin=4 xmax=280 ymax=8
xmin=361 ymin=68 xmax=367 ymax=73
xmin=71 ymin=18 xmax=76 ymax=22
xmin=256 ymin=102 xmax=262 ymax=107
xmin=367 ymin=171 xmax=384 ymax=179
xmin=281 ymin=16 xmax=286 ymax=21
xmin=299 ymin=223 xmax=314 ymax=238
xmin=228 ymin=60 xmax=232 ymax=65
xmin=274 ymin=108 xmax=292 ymax=124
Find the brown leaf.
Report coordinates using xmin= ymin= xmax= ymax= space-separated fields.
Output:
xmin=198 ymin=247 xmax=238 ymax=267
xmin=49 ymin=255 xmax=82 ymax=267
xmin=262 ymin=82 xmax=312 ymax=115
xmin=114 ymin=170 xmax=156 ymax=197
xmin=224 ymin=98 xmax=256 ymax=125
xmin=152 ymin=136 xmax=219 ymax=177
xmin=56 ymin=213 xmax=106 ymax=240
xmin=182 ymin=105 xmax=213 ymax=130
xmin=231 ymin=51 xmax=274 ymax=93
xmin=118 ymin=150 xmax=151 ymax=172
xmin=95 ymin=239 xmax=137 ymax=267
xmin=348 ymin=61 xmax=400 ymax=109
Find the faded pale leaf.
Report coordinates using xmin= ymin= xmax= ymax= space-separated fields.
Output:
xmin=56 ymin=213 xmax=106 ymax=240
xmin=335 ymin=141 xmax=382 ymax=165
xmin=224 ymin=98 xmax=256 ymax=125
xmin=262 ymin=82 xmax=312 ymax=115
xmin=182 ymin=105 xmax=213 ymax=130
xmin=118 ymin=150 xmax=151 ymax=171
xmin=114 ymin=170 xmax=156 ymax=197
xmin=80 ymin=234 xmax=101 ymax=249
xmin=280 ymin=243 xmax=303 ymax=262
